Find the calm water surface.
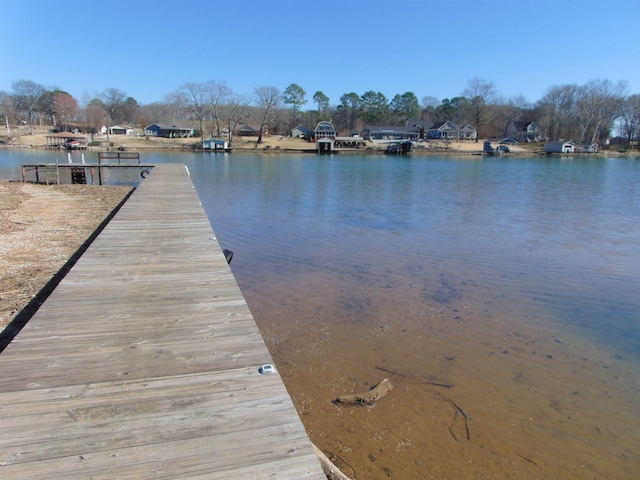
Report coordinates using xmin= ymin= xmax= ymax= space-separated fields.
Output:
xmin=2 ymin=149 xmax=639 ymax=359
xmin=2 ymin=149 xmax=640 ymax=477
xmin=156 ymin=152 xmax=636 ymax=359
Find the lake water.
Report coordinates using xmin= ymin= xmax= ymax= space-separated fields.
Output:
xmin=2 ymin=149 xmax=640 ymax=478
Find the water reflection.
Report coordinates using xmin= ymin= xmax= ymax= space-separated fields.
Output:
xmin=2 ymin=150 xmax=638 ymax=357
xmin=178 ymin=153 xmax=640 ymax=361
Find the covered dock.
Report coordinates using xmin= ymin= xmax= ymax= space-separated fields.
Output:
xmin=45 ymin=132 xmax=88 ymax=149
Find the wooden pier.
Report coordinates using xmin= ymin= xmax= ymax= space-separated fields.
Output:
xmin=23 ymin=151 xmax=154 ymax=185
xmin=0 ymin=164 xmax=325 ymax=479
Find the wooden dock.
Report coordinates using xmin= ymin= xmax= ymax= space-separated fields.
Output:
xmin=0 ymin=164 xmax=326 ymax=479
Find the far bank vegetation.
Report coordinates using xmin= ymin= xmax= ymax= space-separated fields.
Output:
xmin=2 ymin=77 xmax=639 ymax=151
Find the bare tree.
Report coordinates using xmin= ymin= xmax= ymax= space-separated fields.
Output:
xmin=37 ymin=89 xmax=60 ymax=127
xmin=575 ymin=79 xmax=627 ymax=144
xmin=492 ymin=94 xmax=531 ymax=137
xmin=179 ymin=82 xmax=210 ymax=141
xmin=254 ymin=86 xmax=280 ymax=144
xmin=421 ymin=96 xmax=439 ymax=109
xmin=619 ymin=94 xmax=640 ymax=148
xmin=11 ymin=79 xmax=45 ymax=134
xmin=100 ymin=88 xmax=127 ymax=125
xmin=207 ymin=80 xmax=232 ymax=138
xmin=420 ymin=96 xmax=439 ymax=122
xmin=121 ymin=97 xmax=140 ymax=126
xmin=462 ymin=77 xmax=497 ymax=141
xmin=163 ymin=92 xmax=188 ymax=124
xmin=220 ymin=94 xmax=251 ymax=147
xmin=53 ymin=92 xmax=79 ymax=131
xmin=536 ymin=84 xmax=579 ymax=140
xmin=83 ymin=104 xmax=109 ymax=141
xmin=0 ymin=91 xmax=16 ymax=132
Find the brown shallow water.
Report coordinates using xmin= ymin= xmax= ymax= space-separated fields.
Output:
xmin=187 ymin=153 xmax=640 ymax=479
xmin=243 ymin=264 xmax=640 ymax=479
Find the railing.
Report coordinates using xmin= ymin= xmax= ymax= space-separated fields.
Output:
xmin=97 ymin=151 xmax=141 ymax=164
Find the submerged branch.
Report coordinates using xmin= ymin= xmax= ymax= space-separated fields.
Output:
xmin=334 ymin=378 xmax=394 ymax=406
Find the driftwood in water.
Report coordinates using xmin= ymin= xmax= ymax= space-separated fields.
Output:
xmin=334 ymin=378 xmax=394 ymax=406
xmin=312 ymin=443 xmax=353 ymax=480
xmin=447 ymin=399 xmax=471 ymax=442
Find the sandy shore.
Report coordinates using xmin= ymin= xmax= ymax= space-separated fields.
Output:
xmin=3 ymin=127 xmax=529 ymax=154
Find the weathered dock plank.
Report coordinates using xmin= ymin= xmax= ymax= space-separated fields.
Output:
xmin=0 ymin=164 xmax=325 ymax=479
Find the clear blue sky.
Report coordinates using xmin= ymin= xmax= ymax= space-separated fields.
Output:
xmin=1 ymin=0 xmax=638 ymax=107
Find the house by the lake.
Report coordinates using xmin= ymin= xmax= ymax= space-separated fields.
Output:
xmin=361 ymin=125 xmax=420 ymax=141
xmin=504 ymin=121 xmax=543 ymax=142
xmin=145 ymin=123 xmax=195 ymax=138
xmin=314 ymin=121 xmax=336 ymax=140
xmin=457 ymin=124 xmax=477 ymax=141
xmin=291 ymin=124 xmax=312 ymax=140
xmin=406 ymin=119 xmax=434 ymax=139
xmin=235 ymin=124 xmax=265 ymax=137
xmin=427 ymin=121 xmax=477 ymax=141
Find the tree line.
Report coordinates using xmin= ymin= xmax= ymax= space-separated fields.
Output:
xmin=2 ymin=77 xmax=638 ymax=148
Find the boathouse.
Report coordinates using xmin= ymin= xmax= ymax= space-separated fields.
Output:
xmin=577 ymin=142 xmax=599 ymax=153
xmin=544 ymin=141 xmax=575 ymax=153
xmin=45 ymin=132 xmax=88 ymax=149
xmin=202 ymin=138 xmax=229 ymax=151
xmin=317 ymin=137 xmax=334 ymax=154
xmin=334 ymin=136 xmax=366 ymax=149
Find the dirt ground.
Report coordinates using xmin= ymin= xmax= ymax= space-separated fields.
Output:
xmin=0 ymin=179 xmax=132 ymax=333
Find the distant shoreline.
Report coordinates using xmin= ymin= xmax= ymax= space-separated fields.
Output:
xmin=3 ymin=143 xmax=637 ymax=158
xmin=2 ymin=128 xmax=638 ymax=157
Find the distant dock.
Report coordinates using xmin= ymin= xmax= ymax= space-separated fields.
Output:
xmin=22 ymin=152 xmax=154 ymax=185
xmin=0 ymin=163 xmax=325 ymax=479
